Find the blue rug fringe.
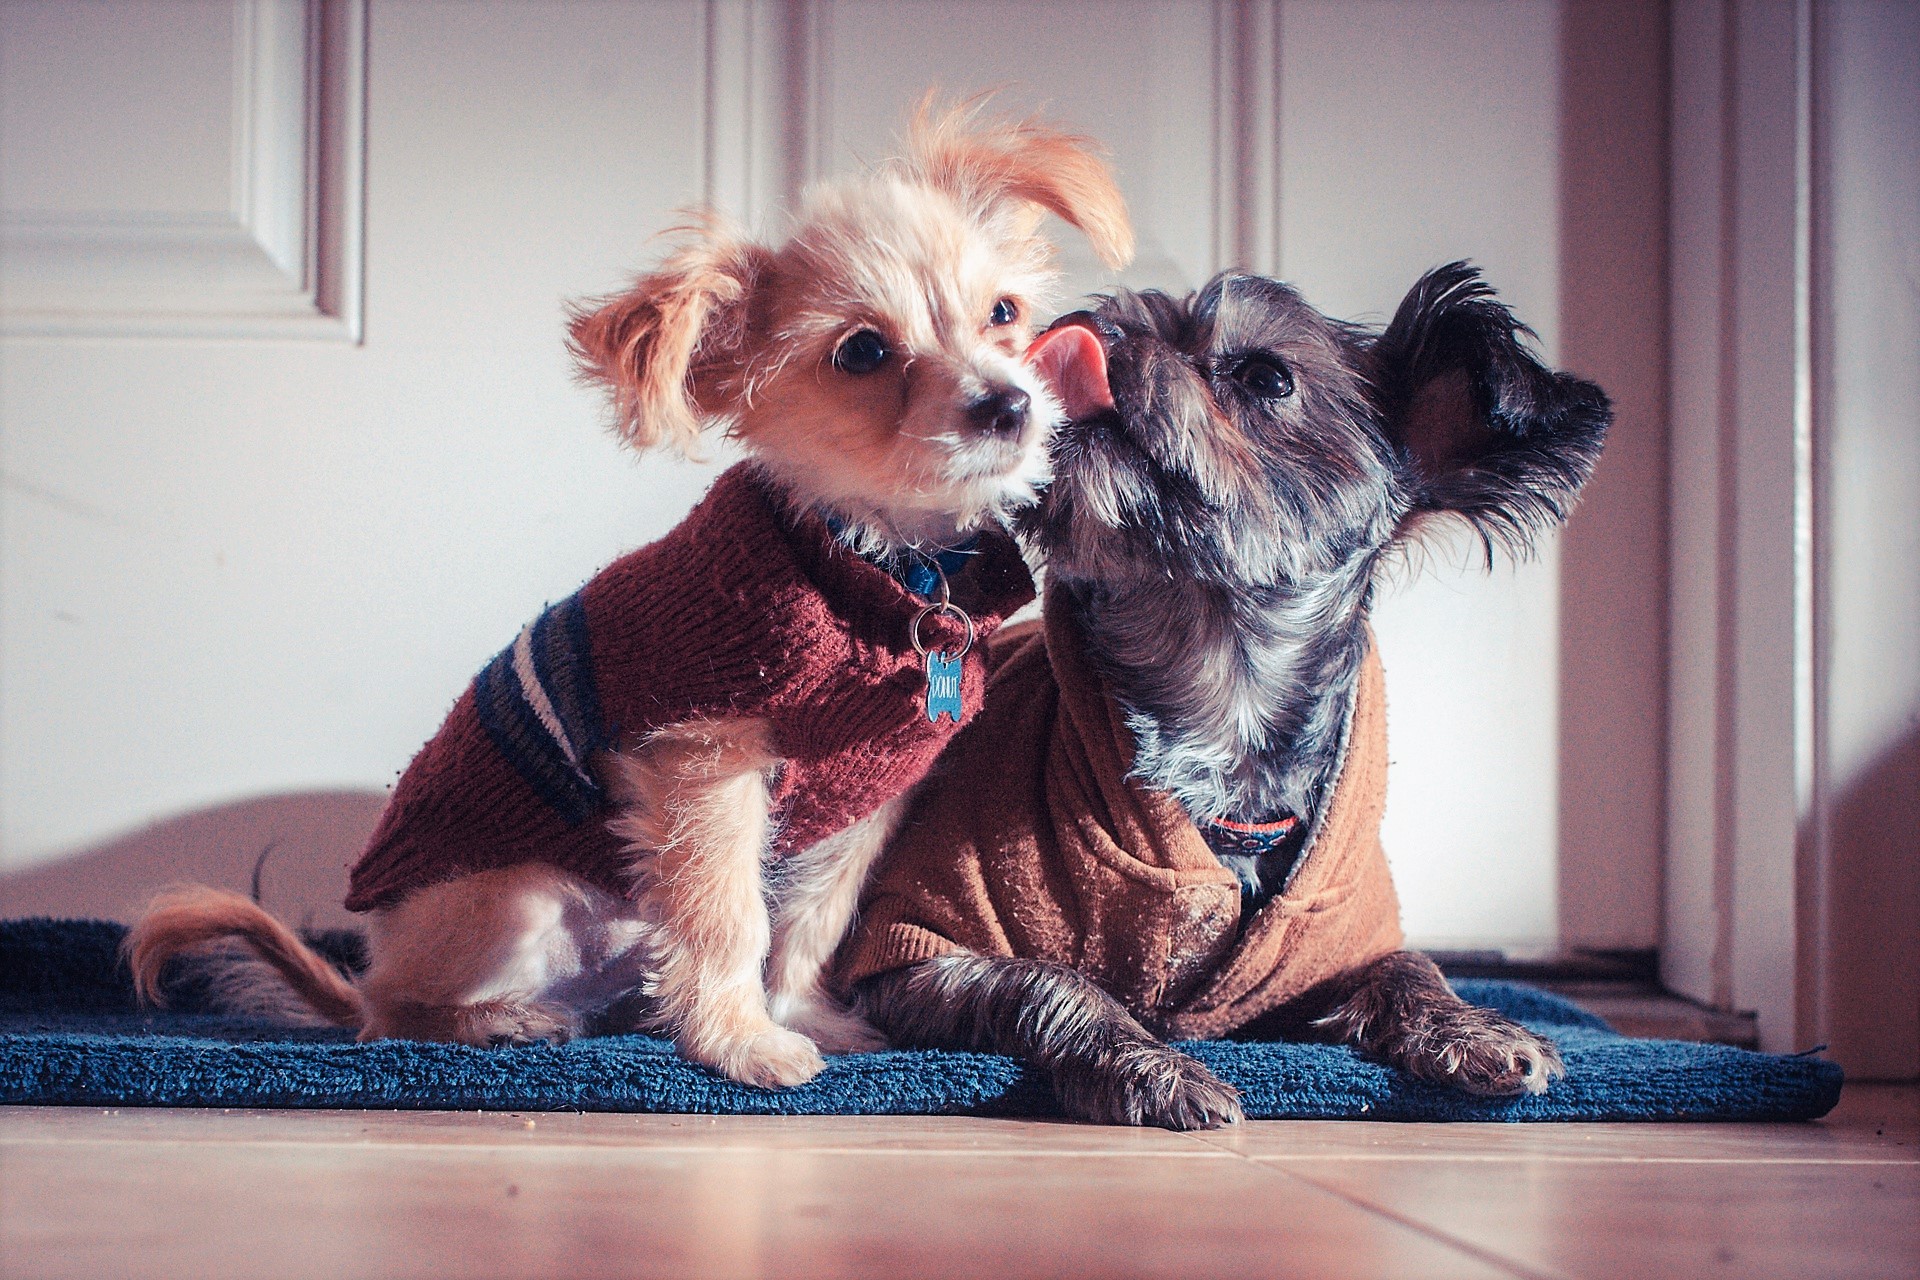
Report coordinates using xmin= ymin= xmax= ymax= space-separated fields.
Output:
xmin=0 ymin=918 xmax=1841 ymax=1121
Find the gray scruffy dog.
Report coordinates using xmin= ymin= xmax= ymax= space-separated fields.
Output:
xmin=853 ymin=263 xmax=1610 ymax=1128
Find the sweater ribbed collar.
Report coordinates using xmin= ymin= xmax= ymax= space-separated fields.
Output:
xmin=728 ymin=464 xmax=1036 ymax=646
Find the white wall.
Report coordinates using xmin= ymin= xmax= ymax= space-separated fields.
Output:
xmin=3 ymin=0 xmax=725 ymax=924
xmin=1 ymin=1 xmax=1667 ymax=954
xmin=1276 ymin=0 xmax=1567 ymax=953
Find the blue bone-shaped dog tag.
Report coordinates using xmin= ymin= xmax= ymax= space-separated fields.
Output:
xmin=924 ymin=650 xmax=964 ymax=723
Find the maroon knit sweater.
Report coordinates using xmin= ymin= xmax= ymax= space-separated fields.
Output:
xmin=344 ymin=464 xmax=1035 ymax=913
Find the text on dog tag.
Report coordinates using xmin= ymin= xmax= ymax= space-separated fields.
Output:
xmin=924 ymin=650 xmax=963 ymax=723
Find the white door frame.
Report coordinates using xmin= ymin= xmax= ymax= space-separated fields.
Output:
xmin=1665 ymin=0 xmax=1920 ymax=1074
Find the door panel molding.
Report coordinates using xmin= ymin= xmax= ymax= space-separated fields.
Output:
xmin=0 ymin=0 xmax=365 ymax=340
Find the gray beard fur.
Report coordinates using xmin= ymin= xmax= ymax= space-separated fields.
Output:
xmin=1064 ymin=556 xmax=1378 ymax=830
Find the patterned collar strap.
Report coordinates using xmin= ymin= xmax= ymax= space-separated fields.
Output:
xmin=1198 ymin=813 xmax=1300 ymax=859
xmin=1201 ymin=812 xmax=1306 ymax=906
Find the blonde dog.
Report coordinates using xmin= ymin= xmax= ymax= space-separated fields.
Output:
xmin=128 ymin=102 xmax=1132 ymax=1089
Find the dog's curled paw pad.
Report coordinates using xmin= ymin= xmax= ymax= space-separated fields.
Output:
xmin=710 ymin=1026 xmax=827 ymax=1089
xmin=1061 ymin=1044 xmax=1243 ymax=1130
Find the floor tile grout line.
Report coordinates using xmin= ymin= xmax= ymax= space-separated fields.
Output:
xmin=8 ymin=1129 xmax=1912 ymax=1165
xmin=1263 ymin=1161 xmax=1568 ymax=1280
xmin=10 ymin=1136 xmax=1907 ymax=1167
xmin=1181 ymin=1130 xmax=1569 ymax=1280
xmin=1228 ymin=1152 xmax=1917 ymax=1167
xmin=1138 ymin=1130 xmax=1917 ymax=1168
xmin=0 ymin=1135 xmax=1234 ymax=1159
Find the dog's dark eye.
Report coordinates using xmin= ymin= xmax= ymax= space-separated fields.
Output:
xmin=1232 ymin=356 xmax=1295 ymax=400
xmin=834 ymin=329 xmax=891 ymax=375
xmin=988 ymin=297 xmax=1019 ymax=327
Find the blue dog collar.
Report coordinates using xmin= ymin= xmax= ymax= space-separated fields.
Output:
xmin=823 ymin=515 xmax=981 ymax=600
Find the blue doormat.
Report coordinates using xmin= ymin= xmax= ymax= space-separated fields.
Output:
xmin=0 ymin=919 xmax=1840 ymax=1121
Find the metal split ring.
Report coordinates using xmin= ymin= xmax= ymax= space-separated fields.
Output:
xmin=910 ymin=601 xmax=975 ymax=659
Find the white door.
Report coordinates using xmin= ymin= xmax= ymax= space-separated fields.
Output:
xmin=0 ymin=0 xmax=1667 ymax=954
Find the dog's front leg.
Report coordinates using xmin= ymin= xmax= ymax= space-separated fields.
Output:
xmin=602 ymin=717 xmax=824 ymax=1088
xmin=763 ymin=795 xmax=907 ymax=1054
xmin=1307 ymin=950 xmax=1564 ymax=1096
xmin=859 ymin=954 xmax=1242 ymax=1129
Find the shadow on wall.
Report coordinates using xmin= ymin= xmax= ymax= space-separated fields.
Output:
xmin=0 ymin=791 xmax=387 ymax=930
xmin=1823 ymin=726 xmax=1920 ymax=1080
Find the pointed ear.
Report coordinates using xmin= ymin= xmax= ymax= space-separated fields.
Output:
xmin=907 ymin=96 xmax=1135 ymax=270
xmin=565 ymin=214 xmax=768 ymax=454
xmin=1371 ymin=262 xmax=1610 ymax=560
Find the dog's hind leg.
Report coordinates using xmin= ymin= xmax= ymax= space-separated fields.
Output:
xmin=859 ymin=954 xmax=1242 ymax=1129
xmin=1307 ymin=950 xmax=1564 ymax=1096
xmin=368 ymin=998 xmax=580 ymax=1047
xmin=355 ymin=863 xmax=623 ymax=1046
xmin=601 ymin=717 xmax=825 ymax=1088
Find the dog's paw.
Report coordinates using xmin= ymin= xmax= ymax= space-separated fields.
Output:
xmin=776 ymin=997 xmax=890 ymax=1055
xmin=700 ymin=1024 xmax=828 ymax=1090
xmin=1431 ymin=1016 xmax=1564 ymax=1096
xmin=1377 ymin=1008 xmax=1565 ymax=1097
xmin=375 ymin=999 xmax=580 ymax=1047
xmin=488 ymin=1002 xmax=579 ymax=1048
xmin=1311 ymin=955 xmax=1565 ymax=1098
xmin=1057 ymin=1041 xmax=1244 ymax=1130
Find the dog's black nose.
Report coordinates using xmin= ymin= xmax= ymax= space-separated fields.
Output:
xmin=967 ymin=387 xmax=1030 ymax=436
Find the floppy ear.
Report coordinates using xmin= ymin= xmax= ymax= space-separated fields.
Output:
xmin=907 ymin=97 xmax=1135 ymax=270
xmin=1371 ymin=262 xmax=1610 ymax=560
xmin=565 ymin=214 xmax=768 ymax=454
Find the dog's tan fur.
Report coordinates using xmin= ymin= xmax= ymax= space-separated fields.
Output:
xmin=129 ymin=886 xmax=364 ymax=1026
xmin=599 ymin=717 xmax=814 ymax=1084
xmin=764 ymin=793 xmax=913 ymax=1050
xmin=126 ymin=100 xmax=1133 ymax=1087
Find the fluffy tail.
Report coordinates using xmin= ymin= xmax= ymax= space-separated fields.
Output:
xmin=125 ymin=885 xmax=366 ymax=1029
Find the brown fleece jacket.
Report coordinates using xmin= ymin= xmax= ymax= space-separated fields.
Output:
xmin=838 ymin=589 xmax=1404 ymax=1038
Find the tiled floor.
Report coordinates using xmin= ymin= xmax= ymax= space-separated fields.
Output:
xmin=2 ymin=1086 xmax=1914 ymax=1279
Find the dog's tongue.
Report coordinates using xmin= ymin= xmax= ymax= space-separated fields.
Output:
xmin=1025 ymin=323 xmax=1113 ymax=422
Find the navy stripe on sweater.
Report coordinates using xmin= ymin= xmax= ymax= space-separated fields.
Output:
xmin=473 ymin=591 xmax=608 ymax=827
